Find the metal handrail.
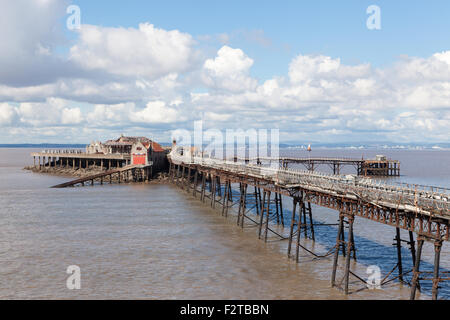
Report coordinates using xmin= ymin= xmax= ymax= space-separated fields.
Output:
xmin=169 ymin=149 xmax=449 ymax=217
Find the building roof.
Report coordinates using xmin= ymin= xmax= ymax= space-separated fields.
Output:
xmin=104 ymin=141 xmax=133 ymax=146
xmin=151 ymin=141 xmax=165 ymax=152
xmin=104 ymin=136 xmax=165 ymax=152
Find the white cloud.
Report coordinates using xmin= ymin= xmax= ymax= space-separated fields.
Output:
xmin=0 ymin=0 xmax=71 ymax=86
xmin=86 ymin=103 xmax=133 ymax=127
xmin=0 ymin=3 xmax=449 ymax=144
xmin=130 ymin=101 xmax=184 ymax=124
xmin=0 ymin=103 xmax=17 ymax=125
xmin=70 ymin=23 xmax=197 ymax=79
xmin=61 ymin=107 xmax=83 ymax=124
xmin=202 ymin=46 xmax=258 ymax=92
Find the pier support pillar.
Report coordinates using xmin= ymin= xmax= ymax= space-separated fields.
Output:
xmin=295 ymin=197 xmax=304 ymax=263
xmin=258 ymin=190 xmax=271 ymax=241
xmin=279 ymin=194 xmax=284 ymax=226
xmin=179 ymin=166 xmax=185 ymax=189
xmin=222 ymin=180 xmax=229 ymax=217
xmin=274 ymin=193 xmax=285 ymax=226
xmin=343 ymin=215 xmax=355 ymax=294
xmin=410 ymin=237 xmax=424 ymax=300
xmin=254 ymin=186 xmax=260 ymax=216
xmin=210 ymin=174 xmax=216 ymax=208
xmin=201 ymin=173 xmax=206 ymax=203
xmin=274 ymin=193 xmax=280 ymax=225
xmin=169 ymin=163 xmax=174 ymax=182
xmin=237 ymin=183 xmax=242 ymax=225
xmin=216 ymin=176 xmax=221 ymax=197
xmin=409 ymin=231 xmax=417 ymax=268
xmin=177 ymin=165 xmax=181 ymax=186
xmin=187 ymin=167 xmax=192 ymax=191
xmin=296 ymin=199 xmax=315 ymax=241
xmin=258 ymin=190 xmax=267 ymax=239
xmin=237 ymin=183 xmax=247 ymax=227
xmin=193 ymin=171 xmax=198 ymax=197
xmin=331 ymin=212 xmax=356 ymax=294
xmin=394 ymin=227 xmax=404 ymax=283
xmin=431 ymin=240 xmax=443 ymax=300
xmin=287 ymin=198 xmax=298 ymax=258
xmin=307 ymin=202 xmax=315 ymax=241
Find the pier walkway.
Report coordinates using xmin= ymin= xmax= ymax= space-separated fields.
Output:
xmin=168 ymin=148 xmax=449 ymax=300
xmin=51 ymin=164 xmax=152 ymax=188
xmin=31 ymin=150 xmax=131 ymax=170
xmin=234 ymin=156 xmax=400 ymax=176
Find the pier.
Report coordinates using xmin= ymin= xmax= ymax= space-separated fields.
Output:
xmin=28 ymin=141 xmax=447 ymax=299
xmin=29 ymin=136 xmax=169 ymax=186
xmin=31 ymin=150 xmax=131 ymax=170
xmin=168 ymin=147 xmax=449 ymax=300
xmin=51 ymin=163 xmax=152 ymax=188
xmin=234 ymin=156 xmax=400 ymax=176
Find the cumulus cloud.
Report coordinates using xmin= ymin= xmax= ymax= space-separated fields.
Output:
xmin=61 ymin=107 xmax=83 ymax=124
xmin=0 ymin=2 xmax=449 ymax=144
xmin=191 ymin=50 xmax=450 ymax=142
xmin=70 ymin=23 xmax=197 ymax=79
xmin=202 ymin=46 xmax=258 ymax=92
xmin=0 ymin=103 xmax=18 ymax=125
xmin=0 ymin=0 xmax=73 ymax=87
xmin=130 ymin=101 xmax=185 ymax=124
xmin=84 ymin=100 xmax=186 ymax=130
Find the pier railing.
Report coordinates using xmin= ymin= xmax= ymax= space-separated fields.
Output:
xmin=169 ymin=152 xmax=449 ymax=218
xmin=168 ymin=149 xmax=449 ymax=300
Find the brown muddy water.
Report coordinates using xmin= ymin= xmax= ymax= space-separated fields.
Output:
xmin=0 ymin=148 xmax=448 ymax=299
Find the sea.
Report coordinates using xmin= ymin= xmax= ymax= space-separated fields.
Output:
xmin=0 ymin=148 xmax=448 ymax=299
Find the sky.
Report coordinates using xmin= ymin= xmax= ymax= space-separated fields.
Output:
xmin=0 ymin=0 xmax=449 ymax=144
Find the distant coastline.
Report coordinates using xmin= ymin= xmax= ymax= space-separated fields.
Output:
xmin=1 ymin=143 xmax=448 ymax=150
xmin=0 ymin=144 xmax=87 ymax=148
xmin=0 ymin=143 xmax=172 ymax=149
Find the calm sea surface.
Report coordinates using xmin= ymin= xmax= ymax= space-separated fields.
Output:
xmin=0 ymin=148 xmax=448 ymax=299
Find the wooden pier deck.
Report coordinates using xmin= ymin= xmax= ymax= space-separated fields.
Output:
xmin=51 ymin=164 xmax=152 ymax=188
xmin=169 ymin=148 xmax=449 ymax=300
xmin=31 ymin=150 xmax=131 ymax=170
xmin=234 ymin=156 xmax=400 ymax=176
